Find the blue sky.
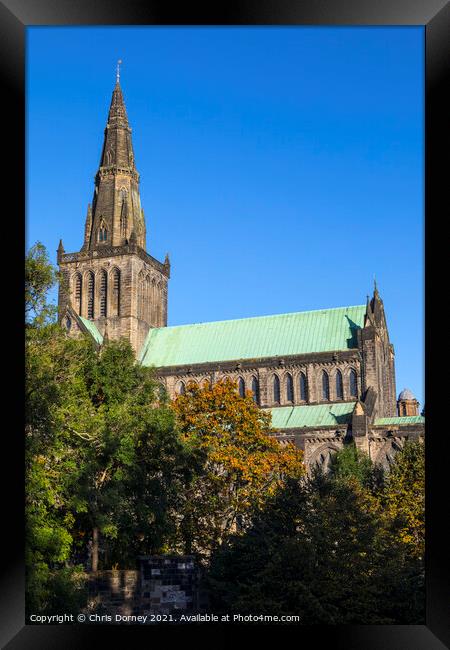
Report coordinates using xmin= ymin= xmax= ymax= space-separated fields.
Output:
xmin=26 ymin=26 xmax=424 ymax=407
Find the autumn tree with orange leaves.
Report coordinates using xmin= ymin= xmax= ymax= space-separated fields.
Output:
xmin=172 ymin=378 xmax=305 ymax=559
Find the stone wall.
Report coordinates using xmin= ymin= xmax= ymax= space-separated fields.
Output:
xmin=159 ymin=351 xmax=363 ymax=409
xmin=139 ymin=556 xmax=198 ymax=614
xmin=58 ymin=245 xmax=169 ymax=353
xmin=87 ymin=555 xmax=200 ymax=620
xmin=87 ymin=570 xmax=140 ymax=618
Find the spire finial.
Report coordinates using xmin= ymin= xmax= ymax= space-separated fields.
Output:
xmin=373 ymin=274 xmax=378 ymax=293
xmin=116 ymin=59 xmax=122 ymax=84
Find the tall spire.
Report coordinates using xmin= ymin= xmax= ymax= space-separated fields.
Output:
xmin=82 ymin=68 xmax=146 ymax=251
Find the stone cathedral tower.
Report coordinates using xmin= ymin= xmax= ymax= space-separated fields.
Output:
xmin=58 ymin=70 xmax=170 ymax=352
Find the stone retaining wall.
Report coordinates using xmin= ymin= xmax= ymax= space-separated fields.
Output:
xmin=87 ymin=555 xmax=199 ymax=619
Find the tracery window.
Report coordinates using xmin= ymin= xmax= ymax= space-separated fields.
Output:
xmin=286 ymin=373 xmax=294 ymax=403
xmin=336 ymin=370 xmax=343 ymax=400
xmin=273 ymin=375 xmax=280 ymax=404
xmin=349 ymin=369 xmax=358 ymax=398
xmin=322 ymin=370 xmax=330 ymax=401
xmin=238 ymin=377 xmax=245 ymax=398
xmin=299 ymin=372 xmax=308 ymax=402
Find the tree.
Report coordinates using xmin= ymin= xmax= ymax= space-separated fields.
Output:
xmin=207 ymin=465 xmax=425 ymax=623
xmin=327 ymin=441 xmax=385 ymax=492
xmin=25 ymin=241 xmax=59 ymax=326
xmin=172 ymin=378 xmax=305 ymax=559
xmin=382 ymin=440 xmax=425 ymax=560
xmin=25 ymin=243 xmax=199 ymax=615
xmin=65 ymin=339 xmax=199 ymax=570
xmin=26 ymin=244 xmax=90 ymax=614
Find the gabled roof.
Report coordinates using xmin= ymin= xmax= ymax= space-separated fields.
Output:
xmin=139 ymin=305 xmax=366 ymax=368
xmin=269 ymin=402 xmax=356 ymax=429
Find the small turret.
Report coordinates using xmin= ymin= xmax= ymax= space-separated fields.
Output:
xmin=397 ymin=388 xmax=419 ymax=417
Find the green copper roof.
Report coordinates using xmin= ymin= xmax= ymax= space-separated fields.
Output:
xmin=269 ymin=402 xmax=355 ymax=429
xmin=139 ymin=305 xmax=366 ymax=368
xmin=374 ymin=416 xmax=425 ymax=426
xmin=79 ymin=316 xmax=103 ymax=345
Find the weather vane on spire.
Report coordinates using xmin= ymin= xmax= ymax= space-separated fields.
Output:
xmin=116 ymin=59 xmax=122 ymax=83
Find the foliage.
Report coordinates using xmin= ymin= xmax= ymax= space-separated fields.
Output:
xmin=25 ymin=241 xmax=59 ymax=326
xmin=382 ymin=440 xmax=425 ymax=559
xmin=206 ymin=443 xmax=425 ymax=624
xmin=172 ymin=379 xmax=305 ymax=559
xmin=25 ymin=243 xmax=197 ymax=614
xmin=327 ymin=441 xmax=384 ymax=492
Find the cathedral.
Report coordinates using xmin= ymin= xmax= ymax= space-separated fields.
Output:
xmin=58 ymin=74 xmax=424 ymax=471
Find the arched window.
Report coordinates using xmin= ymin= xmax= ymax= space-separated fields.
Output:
xmin=251 ymin=376 xmax=259 ymax=404
xmin=176 ymin=381 xmax=186 ymax=396
xmin=87 ymin=272 xmax=95 ymax=319
xmin=98 ymin=221 xmax=108 ymax=242
xmin=322 ymin=371 xmax=330 ymax=401
xmin=286 ymin=373 xmax=294 ymax=403
xmin=99 ymin=270 xmax=107 ymax=317
xmin=299 ymin=372 xmax=308 ymax=402
xmin=74 ymin=273 xmax=82 ymax=315
xmin=65 ymin=315 xmax=71 ymax=331
xmin=273 ymin=375 xmax=280 ymax=404
xmin=238 ymin=377 xmax=245 ymax=398
xmin=336 ymin=370 xmax=343 ymax=400
xmin=402 ymin=403 xmax=407 ymax=416
xmin=112 ymin=268 xmax=120 ymax=316
xmin=349 ymin=369 xmax=358 ymax=398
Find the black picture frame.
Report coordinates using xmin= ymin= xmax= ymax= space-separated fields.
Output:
xmin=2 ymin=1 xmax=448 ymax=647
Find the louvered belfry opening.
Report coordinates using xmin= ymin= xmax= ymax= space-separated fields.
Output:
xmin=87 ymin=272 xmax=95 ymax=319
xmin=75 ymin=273 xmax=82 ymax=315
xmin=113 ymin=269 xmax=121 ymax=317
xmin=100 ymin=270 xmax=108 ymax=317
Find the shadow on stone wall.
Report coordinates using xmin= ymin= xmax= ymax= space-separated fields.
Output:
xmin=87 ymin=555 xmax=204 ymax=621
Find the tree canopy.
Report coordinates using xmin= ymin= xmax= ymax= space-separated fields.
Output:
xmin=206 ymin=441 xmax=425 ymax=624
xmin=172 ymin=379 xmax=305 ymax=559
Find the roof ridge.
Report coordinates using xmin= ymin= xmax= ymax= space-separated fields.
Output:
xmin=153 ymin=304 xmax=367 ymax=332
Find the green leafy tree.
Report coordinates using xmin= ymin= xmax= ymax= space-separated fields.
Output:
xmin=382 ymin=440 xmax=425 ymax=559
xmin=25 ymin=241 xmax=59 ymax=326
xmin=26 ymin=245 xmax=91 ymax=614
xmin=328 ymin=441 xmax=384 ymax=492
xmin=25 ymin=243 xmax=198 ymax=615
xmin=65 ymin=339 xmax=200 ymax=570
xmin=207 ymin=444 xmax=425 ymax=624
